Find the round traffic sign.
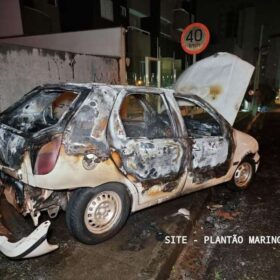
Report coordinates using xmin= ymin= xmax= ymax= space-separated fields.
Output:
xmin=181 ymin=22 xmax=210 ymax=55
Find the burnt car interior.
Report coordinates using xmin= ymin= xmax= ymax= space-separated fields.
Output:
xmin=0 ymin=89 xmax=78 ymax=134
xmin=175 ymin=98 xmax=222 ymax=137
xmin=120 ymin=93 xmax=174 ymax=139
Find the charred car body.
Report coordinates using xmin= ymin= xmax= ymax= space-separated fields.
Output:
xmin=0 ymin=53 xmax=260 ymax=258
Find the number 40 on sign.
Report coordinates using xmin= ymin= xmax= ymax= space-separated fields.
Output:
xmin=181 ymin=22 xmax=210 ymax=55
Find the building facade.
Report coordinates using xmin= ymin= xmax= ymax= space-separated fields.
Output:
xmin=0 ymin=0 xmax=194 ymax=87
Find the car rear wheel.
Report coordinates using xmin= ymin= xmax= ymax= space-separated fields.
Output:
xmin=66 ymin=184 xmax=131 ymax=244
xmin=228 ymin=158 xmax=255 ymax=191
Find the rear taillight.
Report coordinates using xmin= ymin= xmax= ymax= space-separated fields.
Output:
xmin=34 ymin=136 xmax=62 ymax=175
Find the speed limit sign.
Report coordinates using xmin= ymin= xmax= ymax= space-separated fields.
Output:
xmin=181 ymin=22 xmax=210 ymax=55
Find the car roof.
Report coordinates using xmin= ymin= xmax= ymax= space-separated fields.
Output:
xmin=42 ymin=82 xmax=175 ymax=95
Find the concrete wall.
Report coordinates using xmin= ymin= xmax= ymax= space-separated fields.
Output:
xmin=0 ymin=28 xmax=125 ymax=57
xmin=0 ymin=44 xmax=119 ymax=112
xmin=0 ymin=28 xmax=127 ymax=84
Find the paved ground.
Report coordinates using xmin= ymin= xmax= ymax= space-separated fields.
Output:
xmin=0 ymin=186 xmax=209 ymax=280
xmin=169 ymin=112 xmax=280 ymax=280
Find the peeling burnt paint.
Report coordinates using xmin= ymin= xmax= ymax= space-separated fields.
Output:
xmin=191 ymin=164 xmax=230 ymax=184
xmin=209 ymin=85 xmax=223 ymax=100
xmin=119 ymin=139 xmax=184 ymax=181
xmin=106 ymin=88 xmax=188 ymax=193
xmin=63 ymin=85 xmax=119 ymax=159
xmin=141 ymin=176 xmax=180 ymax=193
xmin=191 ymin=137 xmax=229 ymax=169
xmin=0 ymin=125 xmax=27 ymax=169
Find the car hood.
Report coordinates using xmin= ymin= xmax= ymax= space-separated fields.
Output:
xmin=174 ymin=52 xmax=254 ymax=125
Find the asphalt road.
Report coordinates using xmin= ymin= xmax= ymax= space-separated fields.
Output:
xmin=170 ymin=112 xmax=280 ymax=280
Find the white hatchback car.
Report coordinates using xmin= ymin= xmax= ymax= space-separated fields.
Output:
xmin=0 ymin=53 xmax=259 ymax=258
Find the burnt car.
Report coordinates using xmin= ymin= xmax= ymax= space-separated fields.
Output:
xmin=0 ymin=53 xmax=259 ymax=258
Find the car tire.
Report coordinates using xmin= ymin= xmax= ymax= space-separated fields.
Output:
xmin=227 ymin=157 xmax=255 ymax=191
xmin=66 ymin=183 xmax=131 ymax=244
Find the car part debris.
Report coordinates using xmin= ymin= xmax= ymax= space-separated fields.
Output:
xmin=172 ymin=208 xmax=191 ymax=220
xmin=0 ymin=220 xmax=58 ymax=259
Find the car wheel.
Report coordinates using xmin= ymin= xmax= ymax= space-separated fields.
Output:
xmin=66 ymin=183 xmax=131 ymax=244
xmin=228 ymin=158 xmax=255 ymax=191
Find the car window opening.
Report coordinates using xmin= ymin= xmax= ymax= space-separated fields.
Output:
xmin=176 ymin=98 xmax=222 ymax=137
xmin=120 ymin=93 xmax=174 ymax=139
xmin=0 ymin=90 xmax=78 ymax=134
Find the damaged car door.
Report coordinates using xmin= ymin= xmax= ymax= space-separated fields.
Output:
xmin=108 ymin=89 xmax=187 ymax=204
xmin=175 ymin=96 xmax=233 ymax=186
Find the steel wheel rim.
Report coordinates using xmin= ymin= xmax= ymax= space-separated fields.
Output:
xmin=84 ymin=191 xmax=122 ymax=234
xmin=234 ymin=162 xmax=253 ymax=188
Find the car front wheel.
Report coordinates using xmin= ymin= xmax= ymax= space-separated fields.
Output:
xmin=228 ymin=158 xmax=255 ymax=191
xmin=66 ymin=184 xmax=131 ymax=244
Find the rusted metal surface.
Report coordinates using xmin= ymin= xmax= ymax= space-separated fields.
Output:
xmin=63 ymin=85 xmax=119 ymax=158
xmin=116 ymin=139 xmax=184 ymax=181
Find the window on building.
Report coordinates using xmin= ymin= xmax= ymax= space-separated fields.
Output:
xmin=100 ymin=0 xmax=114 ymax=21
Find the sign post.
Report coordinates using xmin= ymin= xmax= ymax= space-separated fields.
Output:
xmin=181 ymin=22 xmax=210 ymax=62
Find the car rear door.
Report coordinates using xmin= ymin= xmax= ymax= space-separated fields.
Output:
xmin=107 ymin=89 xmax=188 ymax=205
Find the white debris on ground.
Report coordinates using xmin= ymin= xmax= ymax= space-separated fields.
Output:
xmin=172 ymin=208 xmax=191 ymax=220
